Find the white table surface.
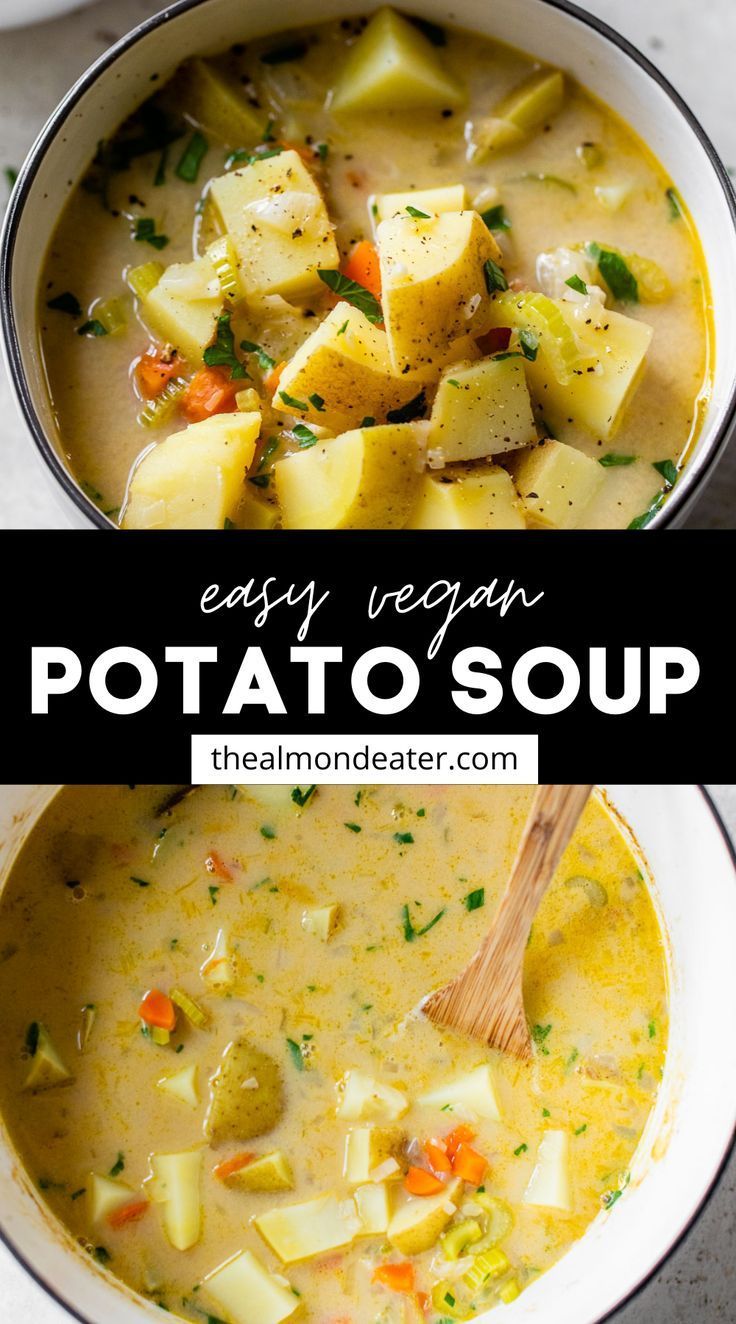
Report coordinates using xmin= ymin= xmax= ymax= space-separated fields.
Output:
xmin=0 ymin=0 xmax=735 ymax=528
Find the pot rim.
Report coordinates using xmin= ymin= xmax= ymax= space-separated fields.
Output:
xmin=0 ymin=784 xmax=734 ymax=1324
xmin=1 ymin=0 xmax=735 ymax=531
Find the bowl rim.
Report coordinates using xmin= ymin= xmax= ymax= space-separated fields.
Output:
xmin=1 ymin=0 xmax=735 ymax=529
xmin=0 ymin=783 xmax=734 ymax=1324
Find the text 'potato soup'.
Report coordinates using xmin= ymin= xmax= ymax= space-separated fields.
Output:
xmin=0 ymin=784 xmax=668 ymax=1322
xmin=39 ymin=8 xmax=711 ymax=530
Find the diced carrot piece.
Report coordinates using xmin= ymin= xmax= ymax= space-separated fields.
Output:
xmin=476 ymin=326 xmax=512 ymax=356
xmin=373 ymin=1262 xmax=416 ymax=1294
xmin=416 ymin=1291 xmax=430 ymax=1314
xmin=424 ymin=1140 xmax=452 ymax=1174
xmin=205 ymin=850 xmax=233 ymax=882
xmin=135 ymin=351 xmax=182 ymax=399
xmin=107 ymin=1199 xmax=149 ymax=1229
xmin=213 ymin=1152 xmax=255 ymax=1181
xmin=181 ymin=367 xmax=240 ymax=422
xmin=404 ymin=1166 xmax=446 ymax=1196
xmin=263 ymin=361 xmax=286 ymax=396
xmin=451 ymin=1143 xmax=488 ymax=1185
xmin=138 ymin=988 xmax=177 ymax=1032
xmin=342 ymin=240 xmax=382 ymax=299
xmin=444 ymin=1124 xmax=476 ymax=1160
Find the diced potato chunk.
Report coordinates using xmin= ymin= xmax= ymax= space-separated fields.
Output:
xmin=406 ymin=468 xmax=525 ymax=530
xmin=523 ymin=299 xmax=653 ymax=439
xmin=523 ymin=1130 xmax=572 ymax=1211
xmin=378 ymin=212 xmax=500 ymax=376
xmin=302 ymin=904 xmax=341 ymax=941
xmin=205 ymin=1039 xmax=284 ymax=1144
xmin=274 ymin=423 xmax=426 ymax=530
xmin=147 ymin=1150 xmax=202 ymax=1250
xmin=470 ymin=69 xmax=565 ymax=159
xmin=344 ymin=1126 xmax=406 ymax=1183
xmin=87 ymin=1174 xmax=136 ymax=1225
xmin=122 ymin=412 xmax=260 ymax=531
xmin=202 ymin=1249 xmax=300 ymax=1324
xmin=157 ymin=1063 xmax=199 ymax=1109
xmin=417 ymin=1065 xmax=502 ymax=1120
xmin=372 ymin=184 xmax=467 ymax=224
xmin=23 ymin=1024 xmax=72 ymax=1092
xmin=174 ymin=58 xmax=265 ymax=145
xmin=227 ymin=1151 xmax=294 ymax=1192
xmin=273 ymin=302 xmax=419 ymax=433
xmin=330 ymin=7 xmax=465 ymax=113
xmin=209 ymin=150 xmax=338 ymax=299
xmin=388 ymin=1178 xmax=461 ymax=1255
xmin=509 ymin=440 xmax=605 ymax=529
xmin=256 ymin=1192 xmax=362 ymax=1263
xmin=200 ymin=926 xmax=236 ymax=991
xmin=336 ymin=1070 xmax=409 ymax=1121
xmin=135 ymin=254 xmax=223 ymax=364
xmin=355 ymin=1182 xmax=392 ymax=1235
xmin=429 ymin=357 xmax=537 ymax=460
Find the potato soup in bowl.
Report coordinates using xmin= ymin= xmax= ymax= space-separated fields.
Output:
xmin=0 ymin=784 xmax=668 ymax=1323
xmin=35 ymin=7 xmax=713 ymax=531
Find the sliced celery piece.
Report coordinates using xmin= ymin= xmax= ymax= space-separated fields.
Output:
xmin=206 ymin=235 xmax=242 ymax=301
xmin=330 ymin=7 xmax=465 ymax=113
xmin=463 ymin=1247 xmax=511 ymax=1291
xmin=170 ymin=986 xmax=207 ymax=1028
xmin=127 ymin=261 xmax=164 ymax=298
xmin=470 ymin=68 xmax=565 ymax=158
xmin=490 ymin=290 xmax=594 ymax=385
xmin=137 ymin=377 xmax=188 ymax=429
xmin=94 ymin=298 xmax=127 ymax=336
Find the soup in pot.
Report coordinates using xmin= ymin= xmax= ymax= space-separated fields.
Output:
xmin=38 ymin=8 xmax=711 ymax=530
xmin=0 ymin=784 xmax=668 ymax=1321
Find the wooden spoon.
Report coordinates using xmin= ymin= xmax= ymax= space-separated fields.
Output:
xmin=423 ymin=784 xmax=593 ymax=1060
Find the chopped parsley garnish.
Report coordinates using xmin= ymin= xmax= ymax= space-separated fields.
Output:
xmin=354 ymin=791 xmax=363 ymax=806
xmin=175 ymin=131 xmax=208 ymax=183
xmin=393 ymin=832 xmax=414 ymax=845
xmin=575 ymin=1124 xmax=588 ymax=1135
xmin=532 ymin=1023 xmax=552 ymax=1054
xmin=648 ymin=1019 xmax=657 ymax=1038
xmin=599 ymin=452 xmax=636 ymax=467
xmin=315 ymin=142 xmax=329 ymax=161
xmin=279 ymin=389 xmax=308 ymax=412
xmin=402 ymin=902 xmax=446 ymax=941
xmin=416 ymin=807 xmax=426 ymax=817
xmin=133 ymin=216 xmax=170 ymax=250
xmin=653 ymin=459 xmax=678 ymax=489
xmin=240 ymin=339 xmax=276 ymax=373
xmin=46 ymin=291 xmax=82 ymax=317
xmin=666 ymin=187 xmax=683 ymax=221
xmin=258 ymin=435 xmax=280 ymax=471
xmin=223 ymin=517 xmax=236 ymax=529
xmin=587 ymin=242 xmax=638 ymax=303
xmin=309 ymin=392 xmax=325 ymax=412
xmin=4 ymin=166 xmax=18 ymax=189
xmin=226 ymin=145 xmax=285 ymax=169
xmin=628 ymin=494 xmax=666 ymax=529
xmin=387 ymin=390 xmax=426 ymax=423
xmin=248 ymin=474 xmax=270 ymax=489
xmin=25 ymin=1022 xmax=39 ymax=1056
xmin=317 ymin=269 xmax=382 ymax=323
xmin=337 ymin=319 xmax=349 ymax=335
xmin=464 ymin=887 xmax=485 ymax=912
xmin=261 ymin=40 xmax=308 ymax=64
xmin=154 ymin=147 xmax=168 ymax=186
xmin=109 ymin=1153 xmax=125 ymax=1177
xmin=409 ymin=15 xmax=446 ymax=45
xmin=406 ymin=204 xmax=431 ymax=218
xmin=293 ymin=423 xmax=319 ymax=449
xmin=542 ymin=1107 xmax=551 ymax=1118
xmin=260 ymin=825 xmax=276 ymax=840
xmin=602 ymin=1175 xmax=629 ymax=1209
xmin=565 ymin=274 xmax=588 ymax=295
xmin=70 ymin=1188 xmax=87 ymax=1201
xmin=204 ymin=313 xmax=248 ymax=379
xmin=77 ymin=319 xmax=108 ymax=337
xmin=519 ymin=328 xmax=539 ymax=361
xmin=286 ymin=1037 xmax=305 ymax=1070
xmin=513 ymin=1143 xmax=528 ymax=1156
xmin=344 ymin=821 xmax=362 ymax=833
xmin=93 ymin=1246 xmax=111 ymax=1264
xmin=130 ymin=875 xmax=151 ymax=888
xmin=481 ymin=204 xmax=511 ymax=232
xmin=484 ymin=257 xmax=509 ymax=293
xmin=208 ymin=885 xmax=219 ymax=905
xmin=291 ymin=785 xmax=316 ymax=807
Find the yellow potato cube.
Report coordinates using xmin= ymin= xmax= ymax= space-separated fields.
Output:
xmin=23 ymin=1024 xmax=72 ymax=1092
xmin=407 ymin=468 xmax=525 ymax=530
xmin=157 ymin=1063 xmax=199 ymax=1109
xmin=87 ymin=1174 xmax=136 ymax=1225
xmin=123 ymin=412 xmax=260 ymax=530
xmin=388 ymin=1178 xmax=462 ymax=1255
xmin=371 ymin=184 xmax=467 ymax=224
xmin=337 ymin=1071 xmax=409 ymax=1122
xmin=428 ymin=357 xmax=537 ymax=460
xmin=355 ymin=1182 xmax=392 ymax=1235
xmin=137 ymin=254 xmax=223 ymax=365
xmin=302 ymin=904 xmax=341 ymax=941
xmin=509 ymin=440 xmax=605 ymax=529
xmin=378 ymin=211 xmax=501 ymax=375
xmin=330 ymin=7 xmax=465 ymax=113
xmin=273 ymin=302 xmax=420 ymax=432
xmin=226 ymin=1151 xmax=294 ymax=1193
xmin=174 ymin=59 xmax=265 ymax=145
xmin=523 ymin=1131 xmax=572 ymax=1211
xmin=274 ymin=423 xmax=426 ymax=530
xmin=202 ymin=1249 xmax=300 ymax=1324
xmin=209 ymin=150 xmax=339 ymax=300
xmin=256 ymin=1192 xmax=361 ymax=1263
xmin=344 ymin=1125 xmax=406 ymax=1183
xmin=146 ymin=1150 xmax=202 ymax=1251
xmin=417 ymin=1065 xmax=502 ymax=1119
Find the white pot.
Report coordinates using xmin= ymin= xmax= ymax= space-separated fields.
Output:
xmin=0 ymin=784 xmax=734 ymax=1324
xmin=1 ymin=0 xmax=735 ymax=529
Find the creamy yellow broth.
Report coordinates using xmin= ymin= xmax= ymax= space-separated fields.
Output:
xmin=0 ymin=785 xmax=667 ymax=1321
xmin=38 ymin=10 xmax=711 ymax=531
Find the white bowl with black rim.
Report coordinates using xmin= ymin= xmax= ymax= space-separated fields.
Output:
xmin=1 ymin=0 xmax=735 ymax=528
xmin=0 ymin=783 xmax=734 ymax=1324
